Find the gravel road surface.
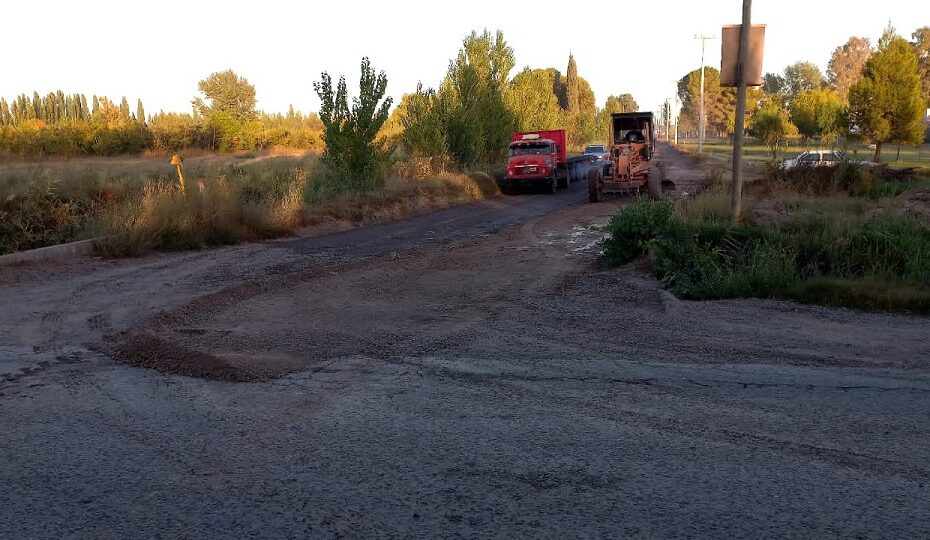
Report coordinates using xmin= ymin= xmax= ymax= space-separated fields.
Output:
xmin=2 ymin=145 xmax=928 ymax=538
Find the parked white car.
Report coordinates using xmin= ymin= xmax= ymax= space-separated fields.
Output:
xmin=782 ymin=150 xmax=874 ymax=170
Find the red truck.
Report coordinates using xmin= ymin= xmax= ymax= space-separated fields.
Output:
xmin=504 ymin=129 xmax=568 ymax=193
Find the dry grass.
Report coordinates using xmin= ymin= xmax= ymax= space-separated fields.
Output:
xmin=1 ymin=152 xmax=499 ymax=256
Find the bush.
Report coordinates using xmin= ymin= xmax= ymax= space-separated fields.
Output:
xmin=601 ymin=198 xmax=930 ymax=313
xmin=0 ymin=184 xmax=84 ymax=253
xmin=602 ymin=199 xmax=673 ymax=266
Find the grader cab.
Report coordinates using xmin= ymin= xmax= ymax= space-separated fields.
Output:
xmin=587 ymin=112 xmax=658 ymax=202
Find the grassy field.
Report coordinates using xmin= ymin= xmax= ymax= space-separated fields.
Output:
xmin=602 ymin=161 xmax=930 ymax=314
xmin=676 ymin=138 xmax=930 ymax=169
xmin=0 ymin=152 xmax=500 ymax=256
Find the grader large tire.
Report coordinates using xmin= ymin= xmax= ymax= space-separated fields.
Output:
xmin=587 ymin=169 xmax=601 ymax=203
xmin=647 ymin=171 xmax=663 ymax=200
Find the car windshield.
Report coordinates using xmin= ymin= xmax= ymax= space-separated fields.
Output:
xmin=584 ymin=145 xmax=606 ymax=154
xmin=509 ymin=143 xmax=551 ymax=156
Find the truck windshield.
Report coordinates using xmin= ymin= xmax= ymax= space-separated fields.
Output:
xmin=509 ymin=143 xmax=551 ymax=156
xmin=584 ymin=145 xmax=606 ymax=153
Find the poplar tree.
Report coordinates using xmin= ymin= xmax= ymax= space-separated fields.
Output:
xmin=565 ymin=54 xmax=580 ymax=145
xmin=120 ymin=96 xmax=131 ymax=121
xmin=56 ymin=90 xmax=66 ymax=122
xmin=32 ymin=92 xmax=42 ymax=120
xmin=0 ymin=99 xmax=10 ymax=126
xmin=79 ymin=94 xmax=89 ymax=121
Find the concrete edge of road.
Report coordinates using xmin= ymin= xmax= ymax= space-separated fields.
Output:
xmin=0 ymin=239 xmax=95 ymax=267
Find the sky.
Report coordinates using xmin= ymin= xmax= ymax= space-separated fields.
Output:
xmin=2 ymin=1 xmax=927 ymax=118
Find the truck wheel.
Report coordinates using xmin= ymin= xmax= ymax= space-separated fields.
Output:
xmin=587 ymin=169 xmax=600 ymax=203
xmin=558 ymin=172 xmax=569 ymax=190
xmin=547 ymin=173 xmax=557 ymax=194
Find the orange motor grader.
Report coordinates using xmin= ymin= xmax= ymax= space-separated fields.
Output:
xmin=587 ymin=112 xmax=659 ymax=202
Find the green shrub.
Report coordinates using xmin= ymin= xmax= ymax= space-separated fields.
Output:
xmin=601 ymin=199 xmax=673 ymax=266
xmin=602 ymin=196 xmax=930 ymax=313
xmin=0 ymin=184 xmax=84 ymax=253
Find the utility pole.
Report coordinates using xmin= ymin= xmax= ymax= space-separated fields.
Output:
xmin=731 ymin=1 xmax=752 ymax=222
xmin=694 ymin=34 xmax=714 ymax=153
xmin=664 ymin=99 xmax=670 ymax=142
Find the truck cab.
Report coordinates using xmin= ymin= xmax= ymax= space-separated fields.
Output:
xmin=505 ymin=135 xmax=559 ymax=193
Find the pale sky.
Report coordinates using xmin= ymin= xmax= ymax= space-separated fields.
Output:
xmin=3 ymin=1 xmax=927 ymax=117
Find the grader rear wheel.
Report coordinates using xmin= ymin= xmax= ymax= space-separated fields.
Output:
xmin=647 ymin=171 xmax=663 ymax=200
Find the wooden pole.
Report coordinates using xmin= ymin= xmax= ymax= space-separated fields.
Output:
xmin=731 ymin=0 xmax=751 ymax=223
xmin=170 ymin=154 xmax=186 ymax=194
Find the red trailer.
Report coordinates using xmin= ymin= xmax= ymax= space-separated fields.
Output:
xmin=504 ymin=129 xmax=569 ymax=193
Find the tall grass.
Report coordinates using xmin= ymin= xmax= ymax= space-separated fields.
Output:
xmin=1 ymin=152 xmax=500 ymax=256
xmin=602 ymin=198 xmax=930 ymax=314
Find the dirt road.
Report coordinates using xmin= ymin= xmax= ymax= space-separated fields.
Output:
xmin=2 ymin=145 xmax=929 ymax=538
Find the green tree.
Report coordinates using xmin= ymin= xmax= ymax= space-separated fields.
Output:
xmin=790 ymin=87 xmax=844 ymax=142
xmin=783 ymin=61 xmax=824 ymax=104
xmin=574 ymin=75 xmax=597 ymax=145
xmin=848 ymin=28 xmax=926 ymax=162
xmin=119 ymin=96 xmax=131 ymax=122
xmin=750 ymin=97 xmax=798 ymax=158
xmin=314 ymin=57 xmax=393 ymax=191
xmin=564 ymin=54 xmax=580 ymax=145
xmin=565 ymin=55 xmax=579 ymax=116
xmin=194 ymin=69 xmax=257 ymax=122
xmin=439 ymin=29 xmax=516 ymax=167
xmin=79 ymin=94 xmax=89 ymax=121
xmin=678 ymin=67 xmax=734 ymax=136
xmin=912 ymin=27 xmax=930 ymax=106
xmin=398 ymin=85 xmax=448 ymax=159
xmin=0 ymin=99 xmax=10 ymax=126
xmin=507 ymin=68 xmax=563 ymax=131
xmin=827 ymin=37 xmax=872 ymax=103
xmin=31 ymin=92 xmax=41 ymax=120
xmin=723 ymin=88 xmax=764 ymax=136
xmin=136 ymin=99 xmax=145 ymax=124
xmin=762 ymin=72 xmax=786 ymax=96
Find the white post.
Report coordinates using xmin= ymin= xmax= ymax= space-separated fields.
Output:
xmin=695 ymin=35 xmax=714 ymax=153
xmin=699 ymin=55 xmax=705 ymax=153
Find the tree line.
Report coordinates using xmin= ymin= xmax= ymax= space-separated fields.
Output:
xmin=305 ymin=29 xmax=642 ymax=195
xmin=0 ymin=72 xmax=324 ymax=158
xmin=1 ymin=31 xmax=637 ymax=162
xmin=676 ymin=25 xmax=929 ymax=162
xmin=390 ymin=30 xmax=638 ymax=170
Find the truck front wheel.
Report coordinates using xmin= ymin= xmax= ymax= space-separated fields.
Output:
xmin=557 ymin=168 xmax=569 ymax=189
